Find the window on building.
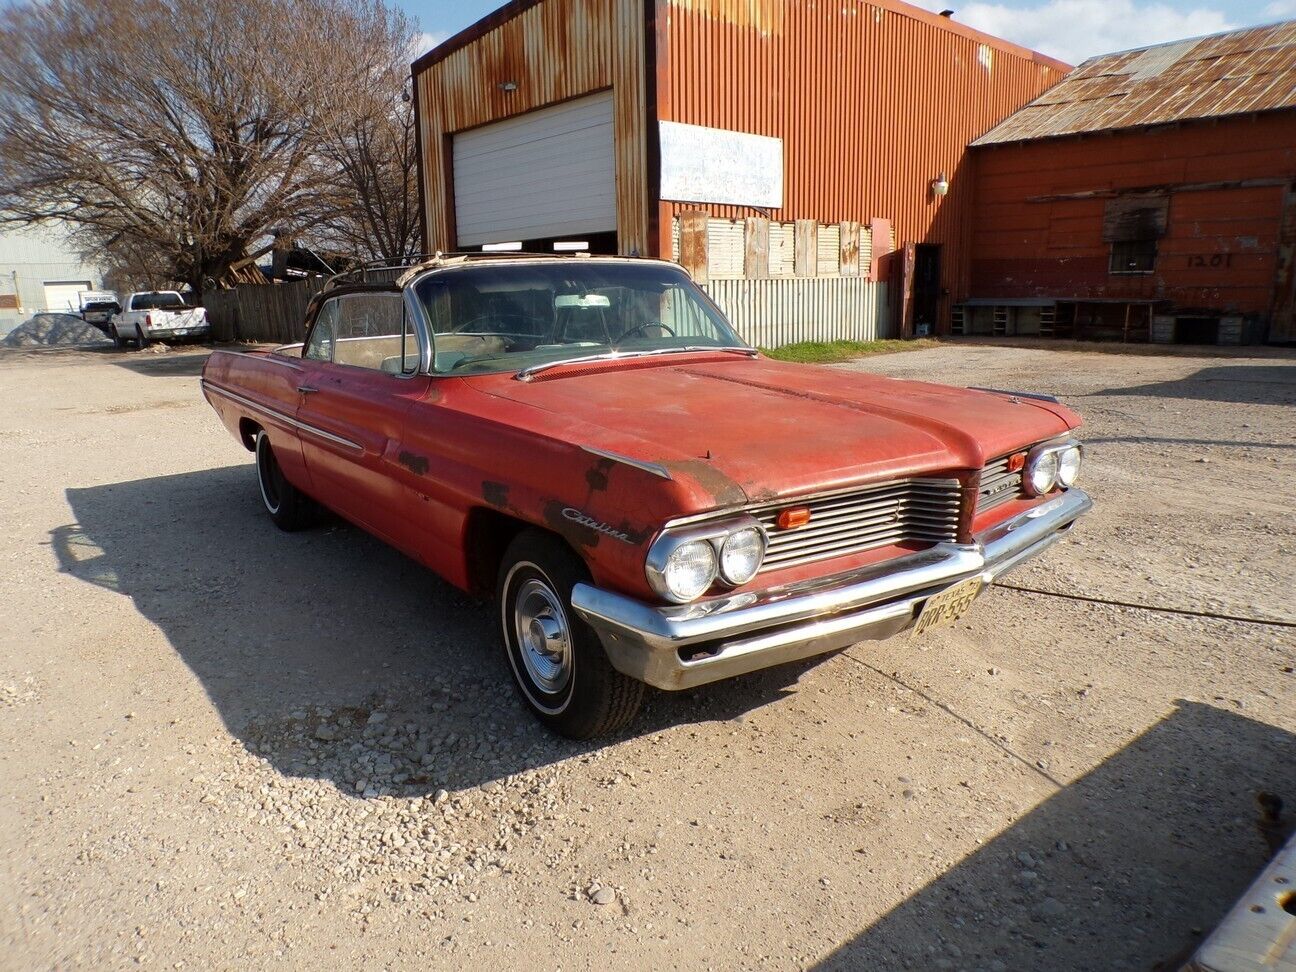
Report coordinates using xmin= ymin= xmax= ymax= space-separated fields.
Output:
xmin=1109 ymin=238 xmax=1158 ymax=274
xmin=1103 ymin=194 xmax=1168 ymax=276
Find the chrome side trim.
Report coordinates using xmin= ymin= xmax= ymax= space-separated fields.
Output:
xmin=200 ymin=379 xmax=363 ymax=454
xmin=968 ymin=386 xmax=1061 ymax=404
xmin=214 ymin=348 xmax=305 ymax=371
xmin=580 ymin=446 xmax=673 ymax=481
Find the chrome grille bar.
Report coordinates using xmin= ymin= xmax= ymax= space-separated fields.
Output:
xmin=977 ymin=454 xmax=1025 ymax=513
xmin=751 ymin=477 xmax=963 ymax=573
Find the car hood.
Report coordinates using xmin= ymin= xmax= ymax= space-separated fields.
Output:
xmin=467 ymin=354 xmax=1080 ymax=509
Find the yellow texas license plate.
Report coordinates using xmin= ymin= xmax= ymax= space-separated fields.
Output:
xmin=912 ymin=576 xmax=984 ymax=639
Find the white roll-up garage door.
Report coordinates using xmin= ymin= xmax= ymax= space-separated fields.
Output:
xmin=453 ymin=92 xmax=616 ymax=247
xmin=42 ymin=280 xmax=92 ymax=313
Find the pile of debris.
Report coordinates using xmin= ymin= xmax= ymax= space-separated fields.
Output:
xmin=2 ymin=313 xmax=111 ymax=348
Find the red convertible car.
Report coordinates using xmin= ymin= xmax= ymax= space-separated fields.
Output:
xmin=201 ymin=254 xmax=1090 ymax=738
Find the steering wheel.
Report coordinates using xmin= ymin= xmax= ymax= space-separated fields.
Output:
xmin=615 ymin=321 xmax=677 ymax=342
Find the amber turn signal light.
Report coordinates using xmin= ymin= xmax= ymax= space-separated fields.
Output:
xmin=776 ymin=506 xmax=812 ymax=530
xmin=1007 ymin=452 xmax=1027 ymax=473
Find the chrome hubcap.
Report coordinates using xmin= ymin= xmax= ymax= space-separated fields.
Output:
xmin=514 ymin=578 xmax=572 ymax=695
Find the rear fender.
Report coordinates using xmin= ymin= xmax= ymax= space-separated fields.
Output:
xmin=201 ymin=349 xmax=312 ymax=492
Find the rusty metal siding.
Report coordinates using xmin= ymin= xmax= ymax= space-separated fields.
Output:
xmin=976 ymin=21 xmax=1296 ymax=146
xmin=703 ymin=276 xmax=889 ymax=346
xmin=659 ymin=0 xmax=1069 ymax=318
xmin=970 ymin=112 xmax=1296 ymax=322
xmin=413 ymin=0 xmax=648 ymax=255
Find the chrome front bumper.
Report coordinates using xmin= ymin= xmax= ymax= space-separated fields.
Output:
xmin=571 ymin=488 xmax=1092 ymax=691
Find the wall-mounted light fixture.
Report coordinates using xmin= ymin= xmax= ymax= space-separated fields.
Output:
xmin=497 ymin=80 xmax=518 ymax=92
xmin=931 ymin=171 xmax=950 ymax=197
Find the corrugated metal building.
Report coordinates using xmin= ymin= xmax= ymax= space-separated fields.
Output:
xmin=0 ymin=225 xmax=107 ymax=335
xmin=411 ymin=0 xmax=1068 ymax=346
xmin=962 ymin=21 xmax=1296 ymax=345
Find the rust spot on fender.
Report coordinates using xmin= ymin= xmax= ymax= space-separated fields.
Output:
xmin=482 ymin=481 xmax=510 ymax=508
xmin=544 ymin=500 xmax=599 ymax=550
xmin=398 ymin=450 xmax=429 ymax=476
xmin=585 ymin=458 xmax=614 ymax=492
xmin=660 ymin=458 xmax=748 ymax=508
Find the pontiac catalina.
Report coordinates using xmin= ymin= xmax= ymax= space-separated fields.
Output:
xmin=200 ymin=254 xmax=1090 ymax=738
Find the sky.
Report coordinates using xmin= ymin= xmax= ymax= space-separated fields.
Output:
xmin=398 ymin=0 xmax=1295 ymax=67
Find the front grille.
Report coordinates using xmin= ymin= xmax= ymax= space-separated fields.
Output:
xmin=751 ymin=478 xmax=963 ymax=574
xmin=977 ymin=454 xmax=1026 ymax=512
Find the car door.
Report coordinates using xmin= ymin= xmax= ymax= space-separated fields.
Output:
xmin=294 ymin=289 xmax=431 ymax=548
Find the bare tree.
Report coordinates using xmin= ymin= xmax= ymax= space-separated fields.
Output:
xmin=0 ymin=0 xmax=417 ymax=296
xmin=304 ymin=6 xmax=422 ymax=263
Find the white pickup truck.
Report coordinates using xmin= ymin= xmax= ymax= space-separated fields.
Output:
xmin=110 ymin=291 xmax=210 ymax=348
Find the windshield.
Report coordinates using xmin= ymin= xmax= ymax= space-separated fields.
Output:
xmin=413 ymin=261 xmax=747 ymax=375
xmin=133 ymin=292 xmax=184 ymax=310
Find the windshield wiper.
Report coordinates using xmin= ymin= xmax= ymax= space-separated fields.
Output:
xmin=515 ymin=346 xmax=756 ymax=382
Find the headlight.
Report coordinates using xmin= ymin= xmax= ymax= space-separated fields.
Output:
xmin=719 ymin=527 xmax=765 ymax=585
xmin=1057 ymin=445 xmax=1082 ymax=486
xmin=653 ymin=539 xmax=717 ymax=603
xmin=1025 ymin=450 xmax=1059 ymax=495
xmin=646 ymin=518 xmax=766 ymax=603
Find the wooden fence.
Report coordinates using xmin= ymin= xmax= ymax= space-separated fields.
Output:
xmin=206 ymin=272 xmax=890 ymax=348
xmin=206 ymin=277 xmax=326 ymax=344
xmin=702 ymin=277 xmax=890 ymax=346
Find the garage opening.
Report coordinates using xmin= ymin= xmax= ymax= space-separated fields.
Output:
xmin=42 ymin=280 xmax=92 ymax=314
xmin=452 ymin=92 xmax=617 ymax=254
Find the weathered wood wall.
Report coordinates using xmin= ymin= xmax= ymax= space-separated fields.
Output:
xmin=206 ymin=279 xmax=326 ymax=344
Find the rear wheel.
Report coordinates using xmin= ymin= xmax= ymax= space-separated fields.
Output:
xmin=254 ymin=430 xmax=314 ymax=531
xmin=134 ymin=325 xmax=148 ymax=348
xmin=497 ymin=531 xmax=645 ymax=739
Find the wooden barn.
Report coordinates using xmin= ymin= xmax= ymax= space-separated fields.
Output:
xmin=961 ymin=22 xmax=1296 ymax=345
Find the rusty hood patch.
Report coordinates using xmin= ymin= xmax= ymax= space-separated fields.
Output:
xmin=467 ymin=356 xmax=1079 ymax=506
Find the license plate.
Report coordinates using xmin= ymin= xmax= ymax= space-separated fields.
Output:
xmin=912 ymin=576 xmax=983 ymax=638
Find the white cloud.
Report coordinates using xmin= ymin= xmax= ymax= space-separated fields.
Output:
xmin=906 ymin=0 xmax=1235 ymax=64
xmin=1264 ymin=0 xmax=1296 ymax=16
xmin=414 ymin=30 xmax=450 ymax=57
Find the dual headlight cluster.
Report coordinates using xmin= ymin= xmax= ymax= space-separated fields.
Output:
xmin=646 ymin=517 xmax=767 ymax=604
xmin=1024 ymin=440 xmax=1083 ymax=496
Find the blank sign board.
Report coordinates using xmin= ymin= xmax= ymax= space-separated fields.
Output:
xmin=659 ymin=122 xmax=783 ymax=209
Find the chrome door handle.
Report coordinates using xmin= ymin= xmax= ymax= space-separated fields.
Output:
xmin=297 ymin=385 xmax=318 ymax=394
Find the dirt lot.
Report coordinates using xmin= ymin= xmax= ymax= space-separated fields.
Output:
xmin=1 ymin=341 xmax=1293 ymax=970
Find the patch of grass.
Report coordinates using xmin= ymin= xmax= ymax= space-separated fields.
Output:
xmin=760 ymin=337 xmax=939 ymax=364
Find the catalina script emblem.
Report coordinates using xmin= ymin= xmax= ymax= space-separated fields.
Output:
xmin=562 ymin=507 xmax=633 ymax=543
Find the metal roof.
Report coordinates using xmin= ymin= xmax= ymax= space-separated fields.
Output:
xmin=973 ymin=20 xmax=1296 ymax=146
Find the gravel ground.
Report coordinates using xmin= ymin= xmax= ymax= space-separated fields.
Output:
xmin=1 ymin=340 xmax=1293 ymax=970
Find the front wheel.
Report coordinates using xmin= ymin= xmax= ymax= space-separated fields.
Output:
xmin=111 ymin=325 xmax=128 ymax=349
xmin=254 ymin=430 xmax=315 ymax=531
xmin=497 ymin=531 xmax=645 ymax=739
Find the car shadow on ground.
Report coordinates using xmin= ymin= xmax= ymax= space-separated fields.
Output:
xmin=103 ymin=347 xmax=212 ymax=377
xmin=54 ymin=464 xmax=813 ymax=794
xmin=1090 ymin=364 xmax=1296 ymax=406
xmin=813 ymin=700 xmax=1296 ymax=971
